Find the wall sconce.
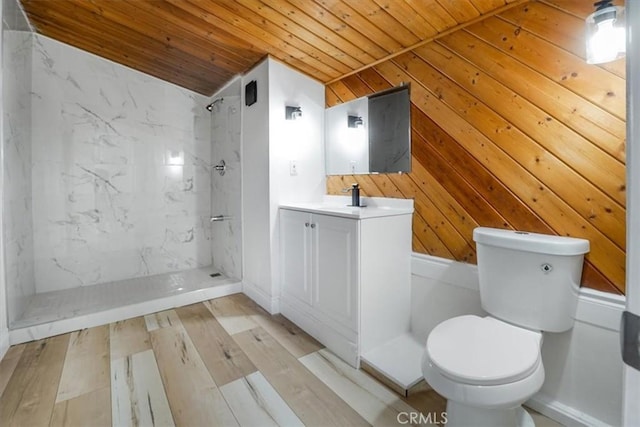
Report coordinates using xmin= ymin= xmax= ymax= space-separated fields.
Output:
xmin=285 ymin=106 xmax=303 ymax=120
xmin=348 ymin=115 xmax=364 ymax=128
xmin=586 ymin=0 xmax=625 ymax=64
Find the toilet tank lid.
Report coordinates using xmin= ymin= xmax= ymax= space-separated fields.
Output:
xmin=473 ymin=227 xmax=590 ymax=255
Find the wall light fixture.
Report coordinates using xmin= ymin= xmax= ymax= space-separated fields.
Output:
xmin=285 ymin=106 xmax=303 ymax=120
xmin=348 ymin=115 xmax=364 ymax=128
xmin=586 ymin=0 xmax=625 ymax=64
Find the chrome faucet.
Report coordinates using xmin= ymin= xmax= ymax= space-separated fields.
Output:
xmin=342 ymin=183 xmax=362 ymax=207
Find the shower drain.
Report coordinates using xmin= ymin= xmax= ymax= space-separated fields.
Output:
xmin=209 ymin=273 xmax=222 ymax=278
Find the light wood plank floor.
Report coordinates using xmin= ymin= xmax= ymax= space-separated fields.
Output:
xmin=0 ymin=293 xmax=562 ymax=427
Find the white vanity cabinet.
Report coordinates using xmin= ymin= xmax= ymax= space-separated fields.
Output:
xmin=279 ymin=197 xmax=413 ymax=368
xmin=279 ymin=209 xmax=314 ymax=306
xmin=280 ymin=209 xmax=359 ymax=333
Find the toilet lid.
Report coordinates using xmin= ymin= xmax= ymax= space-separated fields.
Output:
xmin=426 ymin=315 xmax=542 ymax=386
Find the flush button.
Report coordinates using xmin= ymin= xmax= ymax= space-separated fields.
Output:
xmin=541 ymin=263 xmax=553 ymax=273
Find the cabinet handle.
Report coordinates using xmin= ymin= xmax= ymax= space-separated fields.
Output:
xmin=310 ymin=223 xmax=316 ymax=228
xmin=305 ymin=222 xmax=310 ymax=227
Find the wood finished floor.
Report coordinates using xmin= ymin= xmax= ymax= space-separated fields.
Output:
xmin=0 ymin=293 xmax=447 ymax=427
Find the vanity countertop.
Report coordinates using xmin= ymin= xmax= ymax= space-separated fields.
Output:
xmin=280 ymin=196 xmax=414 ymax=219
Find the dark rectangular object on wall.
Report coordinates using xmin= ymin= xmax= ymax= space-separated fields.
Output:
xmin=245 ymin=80 xmax=257 ymax=106
xmin=368 ymin=85 xmax=411 ymax=174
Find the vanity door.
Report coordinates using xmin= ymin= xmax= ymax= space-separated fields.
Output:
xmin=311 ymin=213 xmax=359 ymax=332
xmin=280 ymin=209 xmax=313 ymax=305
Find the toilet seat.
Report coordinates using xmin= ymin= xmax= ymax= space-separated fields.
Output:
xmin=426 ymin=315 xmax=542 ymax=386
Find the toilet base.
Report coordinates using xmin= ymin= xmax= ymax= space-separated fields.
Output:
xmin=446 ymin=401 xmax=535 ymax=427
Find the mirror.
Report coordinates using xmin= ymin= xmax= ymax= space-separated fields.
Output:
xmin=325 ymin=85 xmax=411 ymax=175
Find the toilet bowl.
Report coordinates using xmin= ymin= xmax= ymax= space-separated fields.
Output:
xmin=422 ymin=315 xmax=544 ymax=426
xmin=421 ymin=227 xmax=590 ymax=426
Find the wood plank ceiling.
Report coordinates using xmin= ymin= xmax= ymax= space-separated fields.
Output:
xmin=20 ymin=0 xmax=525 ymax=96
xmin=19 ymin=0 xmax=627 ymax=295
xmin=327 ymin=0 xmax=627 ymax=295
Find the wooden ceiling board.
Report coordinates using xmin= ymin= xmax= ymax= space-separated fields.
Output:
xmin=443 ymin=29 xmax=626 ymax=159
xmin=405 ymin=0 xmax=459 ymax=32
xmin=326 ymin=1 xmax=627 ymax=294
xmin=25 ymin=5 xmax=224 ymax=94
xmin=312 ymin=0 xmax=406 ymax=53
xmin=259 ymin=0 xmax=373 ymax=66
xmin=125 ymin=1 xmax=260 ymax=69
xmin=286 ymin=0 xmax=388 ymax=59
xmin=21 ymin=0 xmax=528 ymax=95
xmin=502 ymin=2 xmax=626 ymax=78
xmin=346 ymin=0 xmax=424 ymax=45
xmin=471 ymin=0 xmax=510 ymax=14
xmin=542 ymin=0 xmax=624 ymax=18
xmin=215 ymin=0 xmax=353 ymax=75
xmin=70 ymin=0 xmax=249 ymax=75
xmin=436 ymin=0 xmax=481 ymax=22
xmin=411 ymin=40 xmax=625 ymax=250
xmin=369 ymin=0 xmax=439 ymax=40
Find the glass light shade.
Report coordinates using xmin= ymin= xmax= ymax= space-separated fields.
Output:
xmin=586 ymin=5 xmax=626 ymax=64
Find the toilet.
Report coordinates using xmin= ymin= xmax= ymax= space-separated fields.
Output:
xmin=422 ymin=227 xmax=589 ymax=427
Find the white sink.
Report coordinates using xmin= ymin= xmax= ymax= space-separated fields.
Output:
xmin=280 ymin=196 xmax=414 ymax=219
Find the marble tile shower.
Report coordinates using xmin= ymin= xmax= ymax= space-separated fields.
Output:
xmin=2 ymin=0 xmax=35 ymax=324
xmin=29 ymin=35 xmax=213 ymax=293
xmin=2 ymin=31 xmax=242 ymax=327
xmin=210 ymin=92 xmax=242 ymax=280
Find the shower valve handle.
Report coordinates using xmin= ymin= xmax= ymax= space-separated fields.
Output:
xmin=214 ymin=160 xmax=226 ymax=176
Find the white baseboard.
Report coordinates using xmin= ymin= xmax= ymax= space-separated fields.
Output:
xmin=574 ymin=288 xmax=625 ymax=332
xmin=527 ymin=393 xmax=611 ymax=427
xmin=0 ymin=329 xmax=9 ymax=360
xmin=411 ymin=252 xmax=479 ymax=291
xmin=242 ymin=280 xmax=280 ymax=314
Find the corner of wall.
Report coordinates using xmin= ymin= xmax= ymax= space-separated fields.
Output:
xmin=0 ymin=0 xmax=10 ymax=359
xmin=242 ymin=279 xmax=280 ymax=314
xmin=240 ymin=59 xmax=272 ymax=300
xmin=0 ymin=322 xmax=10 ymax=359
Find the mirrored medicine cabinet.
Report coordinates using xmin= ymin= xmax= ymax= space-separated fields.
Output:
xmin=325 ymin=84 xmax=411 ymax=175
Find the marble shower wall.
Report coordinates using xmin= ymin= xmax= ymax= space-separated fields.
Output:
xmin=2 ymin=0 xmax=34 ymax=323
xmin=30 ymin=35 xmax=212 ymax=293
xmin=210 ymin=81 xmax=242 ymax=280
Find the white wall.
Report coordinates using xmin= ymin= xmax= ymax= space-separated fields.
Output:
xmin=241 ymin=57 xmax=325 ymax=313
xmin=411 ymin=253 xmax=624 ymax=427
xmin=268 ymin=59 xmax=326 ymax=310
xmin=241 ymin=59 xmax=272 ymax=309
xmin=2 ymin=28 xmax=32 ymax=326
xmin=1 ymin=0 xmax=32 ymax=341
xmin=0 ymin=0 xmax=7 ymax=357
xmin=623 ymin=2 xmax=640 ymax=424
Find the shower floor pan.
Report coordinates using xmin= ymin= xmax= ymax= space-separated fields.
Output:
xmin=9 ymin=267 xmax=241 ymax=344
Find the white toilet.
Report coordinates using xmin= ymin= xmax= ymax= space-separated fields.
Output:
xmin=422 ymin=227 xmax=589 ymax=427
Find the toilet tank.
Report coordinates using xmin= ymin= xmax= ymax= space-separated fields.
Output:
xmin=473 ymin=227 xmax=590 ymax=332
